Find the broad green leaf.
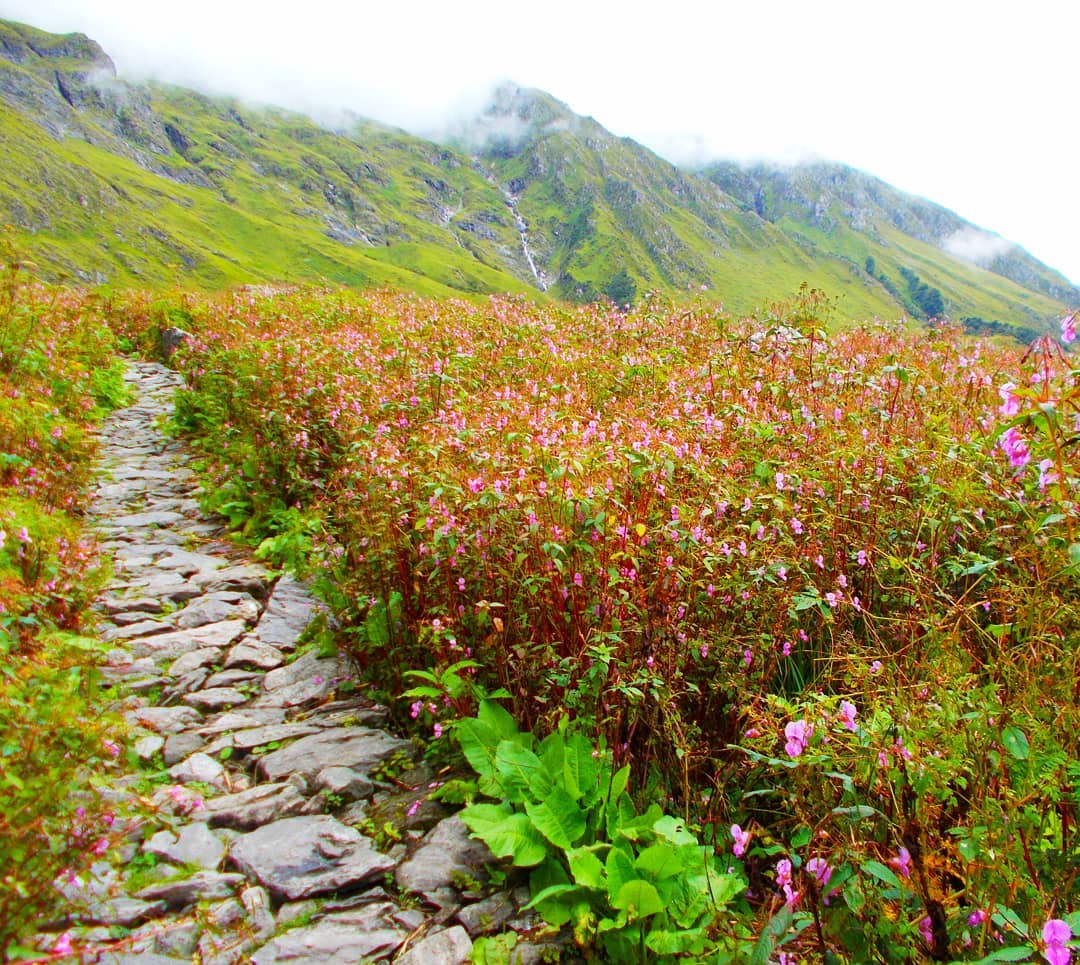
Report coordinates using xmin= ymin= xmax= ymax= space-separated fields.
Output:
xmin=524 ymin=784 xmax=586 ymax=849
xmin=478 ymin=700 xmax=522 ymax=742
xmin=495 ymin=741 xmax=551 ymax=802
xmin=606 ymin=844 xmax=637 ymax=904
xmin=455 ymin=717 xmax=502 ymax=797
xmin=860 ymin=860 xmax=901 ymax=889
xmin=831 ymin=805 xmax=881 ymax=821
xmin=970 ymin=947 xmax=1035 ymax=963
xmin=612 ymin=879 xmax=664 ymax=919
xmin=790 ymin=826 xmax=812 ymax=849
xmin=567 ymin=846 xmax=606 ymax=889
xmin=635 ymin=843 xmax=682 ymax=880
xmin=563 ymin=732 xmax=600 ymax=804
xmin=471 ymin=811 xmax=547 ymax=867
xmin=646 ymin=927 xmax=708 ymax=955
xmin=653 ymin=814 xmax=697 ymax=846
xmin=459 ymin=801 xmax=513 ymax=838
xmin=1001 ymin=726 xmax=1030 ymax=761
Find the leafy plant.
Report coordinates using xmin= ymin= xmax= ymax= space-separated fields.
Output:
xmin=457 ymin=702 xmax=746 ymax=960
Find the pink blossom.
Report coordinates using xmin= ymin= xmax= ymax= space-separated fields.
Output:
xmin=53 ymin=932 xmax=75 ymax=955
xmin=839 ymin=700 xmax=857 ymax=731
xmin=731 ymin=824 xmax=751 ymax=857
xmin=433 ymin=723 xmax=443 ymax=739
xmin=16 ymin=527 xmax=30 ymax=544
xmin=806 ymin=856 xmax=832 ymax=889
xmin=784 ymin=719 xmax=811 ymax=757
xmin=919 ymin=916 xmax=934 ymax=945
xmin=998 ymin=382 xmax=1022 ymax=416
xmin=998 ymin=426 xmax=1030 ymax=469
xmin=968 ymin=909 xmax=988 ymax=927
xmin=1062 ymin=312 xmax=1077 ymax=344
xmin=1043 ymin=919 xmax=1072 ymax=965
xmin=888 ymin=846 xmax=912 ymax=879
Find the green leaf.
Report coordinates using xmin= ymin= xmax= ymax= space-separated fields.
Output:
xmin=860 ymin=860 xmax=901 ymax=889
xmin=562 ymin=732 xmax=600 ymax=804
xmin=469 ymin=811 xmax=548 ymax=867
xmin=790 ymin=826 xmax=812 ymax=849
xmin=478 ymin=700 xmax=521 ymax=742
xmin=646 ymin=927 xmax=708 ymax=955
xmin=831 ymin=805 xmax=881 ymax=821
xmin=459 ymin=801 xmax=513 ymax=838
xmin=1001 ymin=726 xmax=1030 ymax=761
xmin=653 ymin=815 xmax=697 ymax=847
xmin=566 ymin=846 xmax=606 ymax=889
xmin=750 ymin=904 xmax=793 ymax=965
xmin=635 ymin=843 xmax=682 ymax=880
xmin=455 ymin=717 xmax=502 ymax=797
xmin=606 ymin=845 xmax=637 ymax=904
xmin=495 ymin=741 xmax=552 ymax=802
xmin=612 ymin=880 xmax=664 ymax=919
xmin=524 ymin=785 xmax=587 ymax=850
xmin=969 ymin=947 xmax=1034 ymax=963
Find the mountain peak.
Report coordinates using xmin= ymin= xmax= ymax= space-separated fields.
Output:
xmin=0 ymin=19 xmax=115 ymax=77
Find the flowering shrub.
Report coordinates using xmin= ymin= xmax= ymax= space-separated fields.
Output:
xmin=99 ymin=285 xmax=1079 ymax=960
xmin=0 ymin=256 xmax=127 ymax=953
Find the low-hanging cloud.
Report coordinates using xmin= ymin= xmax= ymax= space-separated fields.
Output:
xmin=942 ymin=228 xmax=1015 ymax=267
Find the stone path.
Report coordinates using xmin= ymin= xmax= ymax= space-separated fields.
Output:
xmin=43 ymin=361 xmax=551 ymax=964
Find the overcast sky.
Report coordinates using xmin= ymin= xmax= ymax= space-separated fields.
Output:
xmin=5 ymin=0 xmax=1078 ymax=286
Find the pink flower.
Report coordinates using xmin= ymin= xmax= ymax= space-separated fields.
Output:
xmin=919 ymin=916 xmax=934 ymax=945
xmin=53 ymin=932 xmax=74 ymax=955
xmin=1043 ymin=919 xmax=1072 ymax=965
xmin=1039 ymin=459 xmax=1059 ymax=492
xmin=16 ymin=527 xmax=30 ymax=544
xmin=92 ymin=837 xmax=109 ymax=856
xmin=888 ymin=846 xmax=912 ymax=879
xmin=1062 ymin=312 xmax=1077 ymax=344
xmin=433 ymin=723 xmax=443 ymax=739
xmin=731 ymin=824 xmax=751 ymax=857
xmin=998 ymin=382 xmax=1022 ymax=416
xmin=791 ymin=517 xmax=804 ymax=535
xmin=776 ymin=858 xmax=799 ymax=906
xmin=870 ymin=660 xmax=883 ymax=674
xmin=806 ymin=856 xmax=832 ymax=889
xmin=784 ymin=719 xmax=811 ymax=757
xmin=839 ymin=700 xmax=857 ymax=731
xmin=999 ymin=426 xmax=1030 ymax=469
xmin=968 ymin=909 xmax=988 ymax=928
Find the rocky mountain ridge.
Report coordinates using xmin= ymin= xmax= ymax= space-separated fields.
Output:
xmin=0 ymin=16 xmax=1072 ymax=332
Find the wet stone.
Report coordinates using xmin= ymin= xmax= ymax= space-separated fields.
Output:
xmin=228 ymin=815 xmax=396 ymax=901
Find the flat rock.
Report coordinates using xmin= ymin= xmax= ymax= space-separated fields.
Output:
xmin=135 ymin=871 xmax=245 ymax=907
xmin=224 ymin=640 xmax=285 ymax=670
xmin=154 ymin=548 xmax=225 ymax=576
xmin=395 ymin=816 xmax=493 ymax=898
xmin=197 ymin=708 xmax=287 ymax=736
xmin=168 ymin=647 xmax=223 ymax=677
xmin=455 ymin=892 xmax=516 ymax=936
xmin=262 ymin=651 xmax=346 ymax=692
xmin=134 ymin=735 xmax=165 ymax=760
xmin=102 ymin=619 xmax=172 ymax=642
xmin=127 ymin=705 xmax=203 ymax=735
xmin=111 ymin=510 xmax=185 ymax=528
xmin=144 ymin=823 xmax=225 ymax=870
xmin=314 ymin=766 xmax=374 ymax=803
xmin=256 ymin=727 xmax=412 ymax=783
xmin=175 ymin=593 xmax=260 ymax=629
xmin=228 ymin=722 xmax=323 ymax=751
xmin=197 ymin=782 xmax=309 ymax=830
xmin=198 ymin=563 xmax=272 ymax=598
xmin=203 ymin=668 xmax=259 ymax=690
xmin=168 ymin=752 xmax=226 ymax=787
xmin=252 ymin=903 xmax=408 ymax=964
xmin=163 ymin=731 xmax=206 ymax=766
xmin=183 ymin=687 xmax=249 ymax=711
xmin=228 ymin=815 xmax=396 ymax=901
xmin=395 ymin=926 xmax=473 ymax=965
xmin=131 ymin=620 xmax=249 ymax=660
xmin=252 ymin=575 xmax=324 ymax=650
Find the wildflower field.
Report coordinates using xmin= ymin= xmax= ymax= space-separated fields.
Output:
xmin=3 ymin=268 xmax=1078 ymax=960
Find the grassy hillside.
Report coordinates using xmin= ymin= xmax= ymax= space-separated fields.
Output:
xmin=0 ymin=17 xmax=1075 ymax=331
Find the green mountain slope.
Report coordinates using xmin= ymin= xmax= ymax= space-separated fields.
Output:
xmin=0 ymin=17 xmax=1073 ymax=332
xmin=703 ymin=160 xmax=1078 ymax=336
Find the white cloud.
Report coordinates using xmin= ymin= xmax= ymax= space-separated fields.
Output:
xmin=942 ymin=228 xmax=1015 ymax=267
xmin=2 ymin=0 xmax=1079 ymax=285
